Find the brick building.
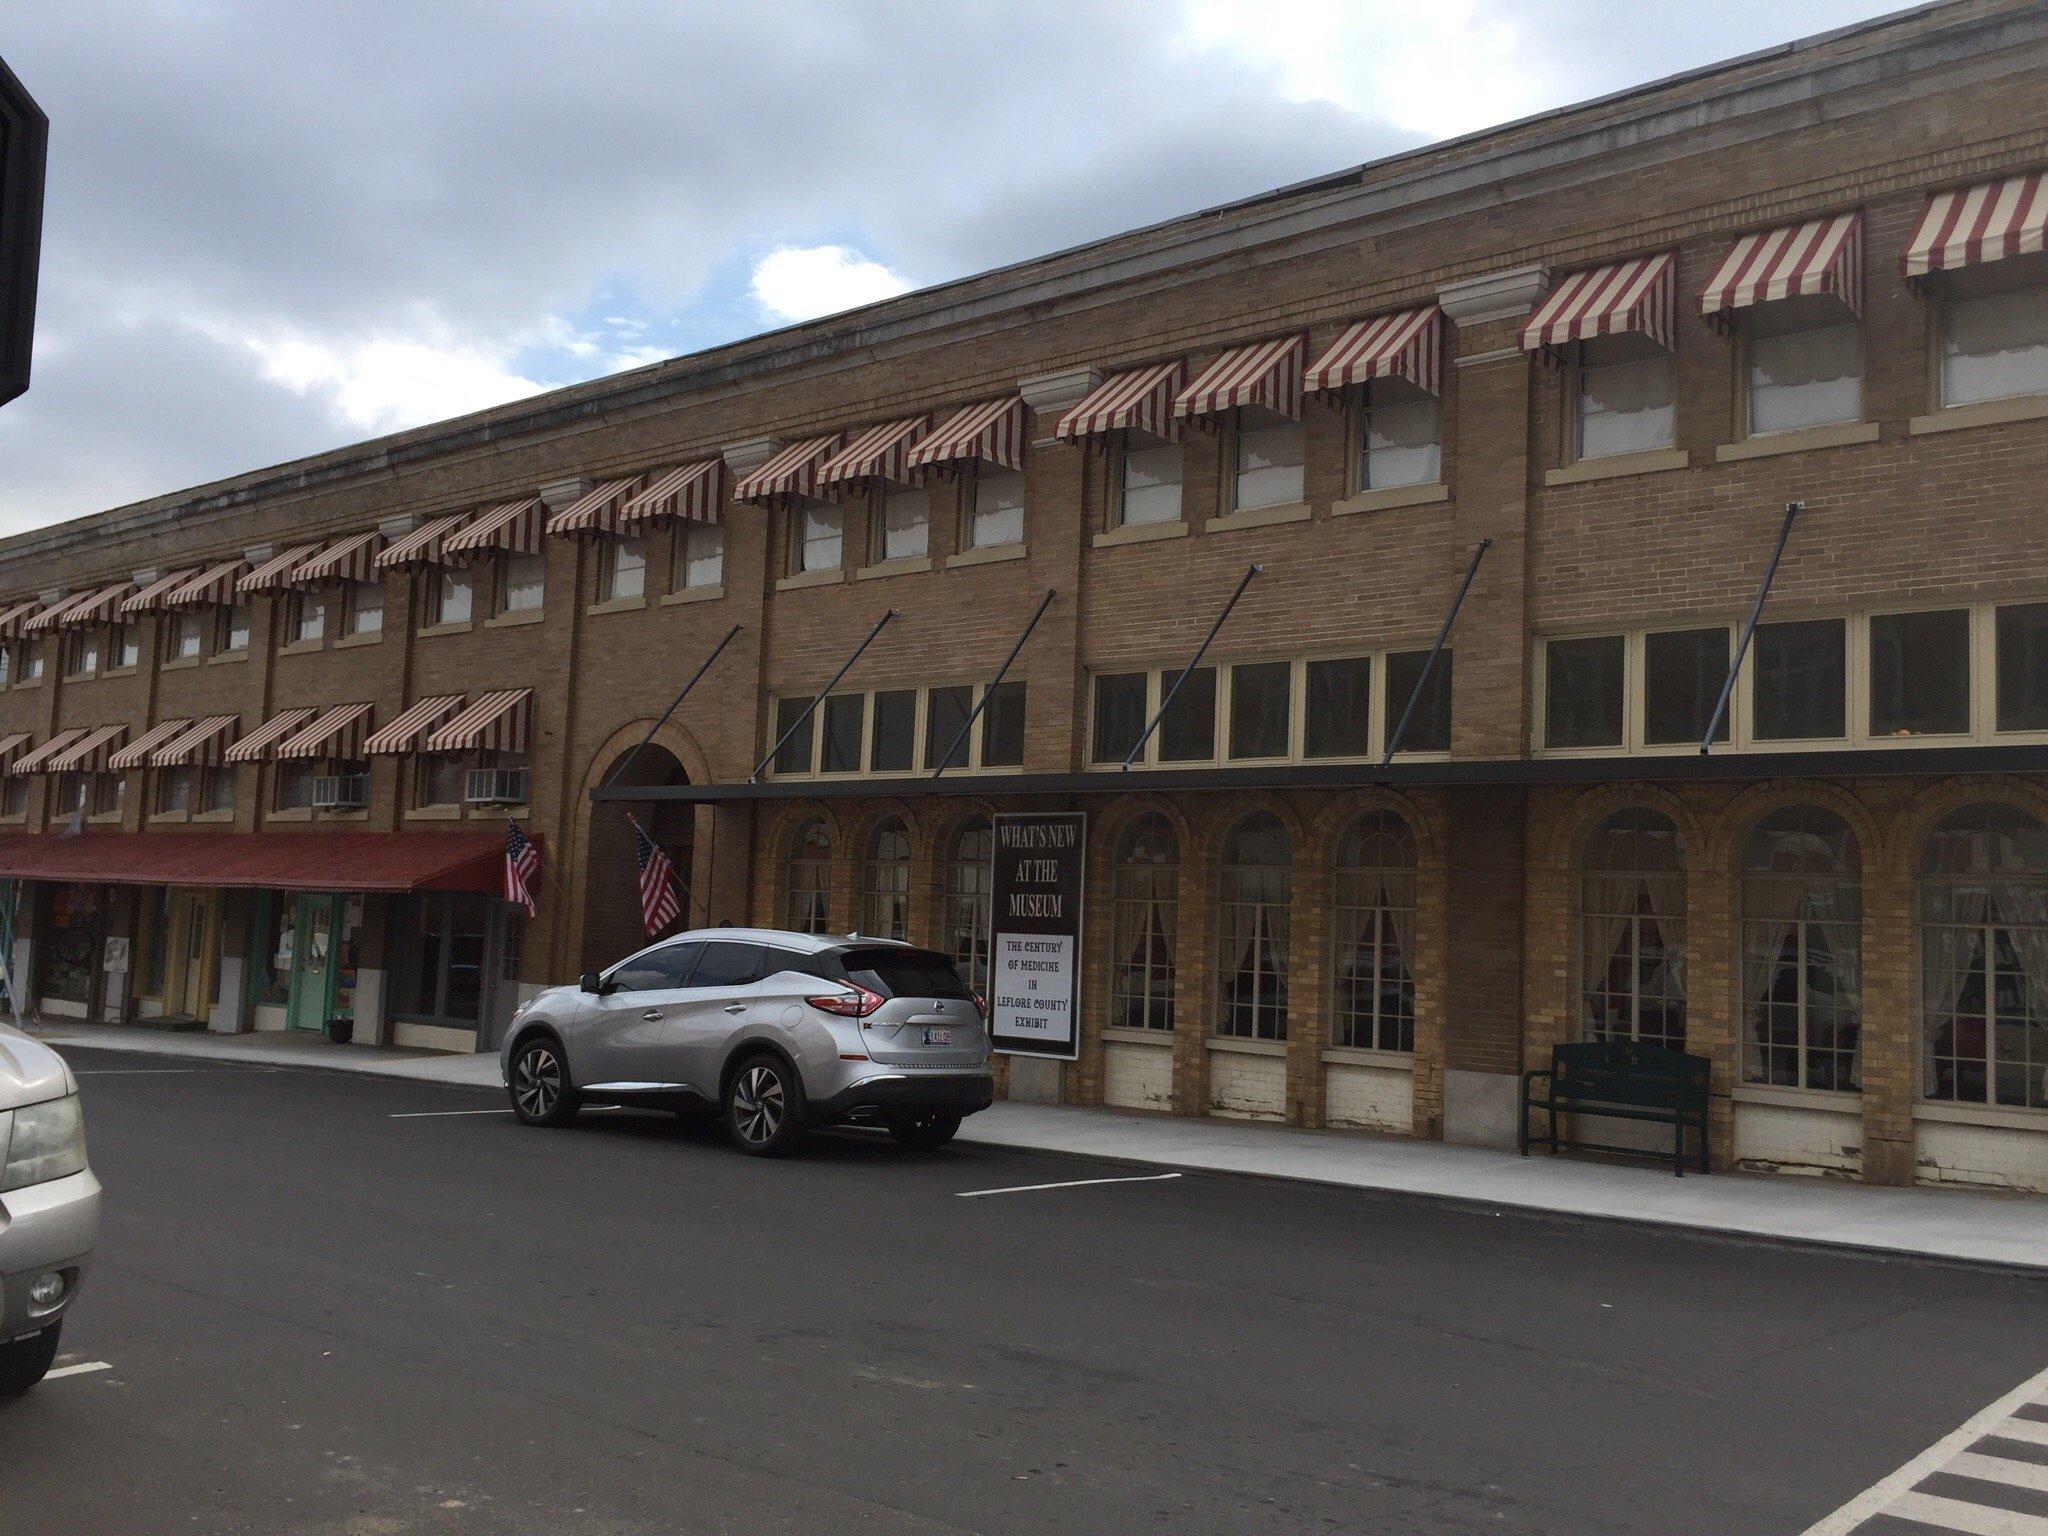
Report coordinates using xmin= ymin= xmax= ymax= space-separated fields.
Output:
xmin=2 ymin=1 xmax=2046 ymax=1188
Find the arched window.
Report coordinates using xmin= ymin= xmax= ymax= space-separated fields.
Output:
xmin=1110 ymin=814 xmax=1177 ymax=1031
xmin=942 ymin=816 xmax=994 ymax=995
xmin=786 ymin=818 xmax=831 ymax=935
xmin=1920 ymin=803 xmax=2048 ymax=1110
xmin=862 ymin=817 xmax=911 ymax=941
xmin=1332 ymin=810 xmax=1417 ymax=1053
xmin=1741 ymin=807 xmax=1861 ymax=1091
xmin=1579 ymin=808 xmax=1686 ymax=1049
xmin=1217 ymin=812 xmax=1291 ymax=1041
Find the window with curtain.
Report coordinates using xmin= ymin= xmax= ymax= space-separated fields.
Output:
xmin=1920 ymin=803 xmax=2048 ymax=1110
xmin=1216 ymin=812 xmax=1291 ymax=1041
xmin=1579 ymin=808 xmax=1687 ymax=1049
xmin=1741 ymin=807 xmax=1861 ymax=1091
xmin=942 ymin=817 xmax=994 ymax=995
xmin=1331 ymin=810 xmax=1417 ymax=1052
xmin=1110 ymin=814 xmax=1177 ymax=1031
xmin=786 ymin=818 xmax=831 ymax=935
xmin=862 ymin=817 xmax=911 ymax=941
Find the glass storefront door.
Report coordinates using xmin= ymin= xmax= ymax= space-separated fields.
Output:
xmin=40 ymin=884 xmax=105 ymax=1018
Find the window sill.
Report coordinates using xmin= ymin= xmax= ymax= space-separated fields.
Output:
xmin=465 ymin=802 xmax=530 ymax=821
xmin=192 ymin=809 xmax=236 ymax=825
xmin=944 ymin=543 xmax=1027 ymax=570
xmin=331 ymin=630 xmax=383 ymax=650
xmin=85 ymin=814 xmax=123 ymax=827
xmin=11 ymin=679 xmax=41 ymax=690
xmin=1331 ymin=483 xmax=1449 ymax=517
xmin=1715 ymin=419 xmax=1879 ymax=462
xmin=316 ymin=807 xmax=370 ymax=823
xmin=266 ymin=807 xmax=314 ymax=823
xmin=1544 ymin=447 xmax=1690 ymax=486
xmin=1206 ymin=1035 xmax=1286 ymax=1057
xmin=1909 ymin=391 xmax=2048 ymax=436
xmin=1913 ymin=1099 xmax=2048 ymax=1132
xmin=105 ymin=665 xmax=139 ymax=679
xmin=1204 ymin=501 xmax=1310 ymax=534
xmin=1092 ymin=520 xmax=1188 ymax=549
xmin=0 ymin=814 xmax=25 ymax=826
xmin=159 ymin=656 xmax=203 ymax=673
xmin=483 ymin=608 xmax=546 ymax=630
xmin=1100 ymin=1026 xmax=1174 ymax=1046
xmin=776 ymin=567 xmax=843 ymax=592
xmin=150 ymin=810 xmax=190 ymax=826
xmin=658 ymin=584 xmax=725 ymax=607
xmin=406 ymin=803 xmax=464 ymax=821
xmin=207 ymin=649 xmax=250 ymax=666
xmin=1320 ymin=1046 xmax=1415 ymax=1070
xmin=586 ymin=594 xmax=649 ymax=617
xmin=417 ymin=620 xmax=474 ymax=639
xmin=1731 ymin=1083 xmax=1859 ymax=1112
xmin=856 ymin=556 xmax=933 ymax=582
xmin=277 ymin=639 xmax=325 ymax=657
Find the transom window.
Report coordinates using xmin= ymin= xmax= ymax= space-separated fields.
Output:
xmin=1355 ymin=378 xmax=1441 ymax=490
xmin=770 ymin=681 xmax=1026 ymax=778
xmin=1579 ymin=809 xmax=1687 ymax=1051
xmin=1091 ymin=650 xmax=1451 ymax=768
xmin=1230 ymin=409 xmax=1305 ymax=512
xmin=1941 ymin=252 xmax=2048 ymax=409
xmin=1216 ymin=812 xmax=1291 ymax=1041
xmin=1574 ymin=333 xmax=1675 ymax=460
xmin=1742 ymin=807 xmax=1862 ymax=1092
xmin=1110 ymin=814 xmax=1177 ymax=1032
xmin=1331 ymin=811 xmax=1417 ymax=1053
xmin=1114 ymin=430 xmax=1183 ymax=528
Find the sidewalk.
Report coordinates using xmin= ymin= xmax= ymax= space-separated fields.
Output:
xmin=27 ymin=1021 xmax=2048 ymax=1273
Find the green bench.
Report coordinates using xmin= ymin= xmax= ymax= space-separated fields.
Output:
xmin=1519 ymin=1040 xmax=1711 ymax=1176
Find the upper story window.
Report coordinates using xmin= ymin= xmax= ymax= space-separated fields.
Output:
xmin=287 ymin=591 xmax=325 ymax=646
xmin=965 ymin=466 xmax=1025 ymax=550
xmin=495 ymin=551 xmax=545 ymax=615
xmin=769 ymin=680 xmax=1026 ymax=778
xmin=600 ymin=535 xmax=646 ymax=603
xmin=675 ymin=521 xmax=724 ymax=591
xmin=1574 ymin=333 xmax=1675 ymax=460
xmin=426 ymin=566 xmax=472 ymax=628
xmin=1230 ymin=408 xmax=1305 ymax=512
xmin=414 ymin=751 xmax=466 ymax=809
xmin=1356 ymin=378 xmax=1441 ymax=489
xmin=1941 ymin=252 xmax=2048 ymax=409
xmin=790 ymin=498 xmax=842 ymax=574
xmin=1746 ymin=294 xmax=1862 ymax=435
xmin=0 ymin=643 xmax=11 ymax=687
xmin=273 ymin=758 xmax=320 ymax=812
xmin=341 ymin=579 xmax=383 ymax=638
xmin=217 ymin=602 xmax=251 ymax=654
xmin=168 ymin=609 xmax=205 ymax=662
xmin=64 ymin=629 xmax=99 ymax=679
xmin=20 ymin=638 xmax=42 ymax=681
xmin=875 ymin=484 xmax=930 ymax=563
xmin=1114 ymin=430 xmax=1182 ymax=528
xmin=111 ymin=624 xmax=139 ymax=669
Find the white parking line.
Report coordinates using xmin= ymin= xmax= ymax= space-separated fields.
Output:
xmin=44 ymin=1361 xmax=111 ymax=1381
xmin=956 ymin=1172 xmax=1182 ymax=1199
xmin=388 ymin=1108 xmax=513 ymax=1119
xmin=74 ymin=1068 xmax=225 ymax=1076
xmin=1800 ymin=1361 xmax=2048 ymax=1535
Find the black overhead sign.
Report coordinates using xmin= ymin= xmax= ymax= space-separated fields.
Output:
xmin=987 ymin=811 xmax=1085 ymax=1060
xmin=0 ymin=53 xmax=48 ymax=409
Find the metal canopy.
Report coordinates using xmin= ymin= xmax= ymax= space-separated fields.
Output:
xmin=593 ymin=742 xmax=2048 ymax=805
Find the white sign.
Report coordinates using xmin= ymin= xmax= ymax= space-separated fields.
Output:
xmin=988 ymin=812 xmax=1085 ymax=1059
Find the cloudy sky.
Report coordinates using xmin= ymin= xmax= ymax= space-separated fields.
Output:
xmin=0 ymin=0 xmax=1905 ymax=535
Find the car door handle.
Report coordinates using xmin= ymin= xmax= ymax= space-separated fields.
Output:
xmin=640 ymin=1010 xmax=663 ymax=1022
xmin=722 ymin=1004 xmax=747 ymax=1015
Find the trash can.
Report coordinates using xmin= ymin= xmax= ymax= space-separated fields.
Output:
xmin=325 ymin=1013 xmax=354 ymax=1046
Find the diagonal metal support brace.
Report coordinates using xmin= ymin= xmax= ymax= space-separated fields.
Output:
xmin=1122 ymin=564 xmax=1261 ymax=771
xmin=1701 ymin=500 xmax=1804 ymax=755
xmin=1383 ymin=539 xmax=1491 ymax=765
xmin=931 ymin=588 xmax=1056 ymax=780
xmin=750 ymin=609 xmax=896 ymax=782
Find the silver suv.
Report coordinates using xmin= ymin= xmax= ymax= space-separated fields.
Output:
xmin=500 ymin=928 xmax=994 ymax=1156
xmin=0 ymin=1022 xmax=99 ymax=1397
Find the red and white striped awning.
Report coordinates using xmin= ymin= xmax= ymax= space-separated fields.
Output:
xmin=818 ymin=417 xmax=929 ymax=489
xmin=9 ymin=730 xmax=84 ymax=777
xmin=0 ymin=598 xmax=42 ymax=637
xmin=1903 ymin=172 xmax=2048 ymax=279
xmin=49 ymin=724 xmax=128 ymax=774
xmin=291 ymin=531 xmax=384 ymax=586
xmin=1055 ymin=362 xmax=1186 ymax=444
xmin=0 ymin=733 xmax=31 ymax=772
xmin=1521 ymin=253 xmax=1677 ymax=353
xmin=1303 ymin=306 xmax=1443 ymax=397
xmin=121 ymin=568 xmax=202 ymax=617
xmin=224 ymin=708 xmax=319 ymax=764
xmin=905 ymin=397 xmax=1028 ymax=473
xmin=1173 ymin=335 xmax=1305 ymax=424
xmin=732 ymin=435 xmax=840 ymax=505
xmin=619 ymin=461 xmax=724 ymax=530
xmin=108 ymin=719 xmax=193 ymax=772
xmin=545 ymin=477 xmax=644 ymax=539
xmin=28 ymin=583 xmax=133 ymax=633
xmin=166 ymin=560 xmax=248 ymax=609
xmin=153 ymin=715 xmax=239 ymax=767
xmin=425 ymin=688 xmax=531 ymax=754
xmin=1701 ymin=213 xmax=1862 ymax=323
xmin=365 ymin=695 xmax=465 ymax=756
xmin=444 ymin=498 xmax=546 ymax=562
xmin=275 ymin=702 xmax=374 ymax=760
xmin=375 ymin=512 xmax=472 ymax=570
xmin=18 ymin=593 xmax=84 ymax=635
xmin=238 ymin=543 xmax=323 ymax=595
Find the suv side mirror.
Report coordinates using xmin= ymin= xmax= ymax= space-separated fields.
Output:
xmin=579 ymin=971 xmax=606 ymax=995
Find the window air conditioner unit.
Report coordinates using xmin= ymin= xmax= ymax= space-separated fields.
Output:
xmin=312 ymin=772 xmax=367 ymax=810
xmin=464 ymin=767 xmax=529 ymax=806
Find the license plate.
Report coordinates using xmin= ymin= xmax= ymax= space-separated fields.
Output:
xmin=922 ymin=1026 xmax=953 ymax=1046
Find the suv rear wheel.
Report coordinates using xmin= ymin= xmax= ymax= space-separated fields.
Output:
xmin=888 ymin=1113 xmax=961 ymax=1152
xmin=724 ymin=1054 xmax=805 ymax=1157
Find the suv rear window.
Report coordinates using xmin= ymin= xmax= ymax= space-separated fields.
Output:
xmin=837 ymin=946 xmax=973 ymax=1000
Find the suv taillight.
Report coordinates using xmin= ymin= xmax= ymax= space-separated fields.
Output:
xmin=973 ymin=992 xmax=987 ymax=1019
xmin=807 ymin=982 xmax=885 ymax=1018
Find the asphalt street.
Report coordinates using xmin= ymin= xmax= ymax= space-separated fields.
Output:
xmin=3 ymin=1045 xmax=2045 ymax=1535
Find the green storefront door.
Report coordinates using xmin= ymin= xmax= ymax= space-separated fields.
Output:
xmin=283 ymin=894 xmax=342 ymax=1031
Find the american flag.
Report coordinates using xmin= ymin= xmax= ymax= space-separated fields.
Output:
xmin=629 ymin=815 xmax=683 ymax=937
xmin=504 ymin=822 xmax=540 ymax=916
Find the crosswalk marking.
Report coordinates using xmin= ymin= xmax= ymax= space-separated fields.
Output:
xmin=1802 ymin=1364 xmax=2048 ymax=1536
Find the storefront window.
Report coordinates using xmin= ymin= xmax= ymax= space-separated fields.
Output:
xmin=786 ymin=819 xmax=831 ymax=934
xmin=1331 ymin=811 xmax=1417 ymax=1052
xmin=254 ymin=892 xmax=293 ymax=1006
xmin=1742 ymin=807 xmax=1861 ymax=1091
xmin=942 ymin=817 xmax=993 ymax=995
xmin=862 ymin=817 xmax=911 ymax=941
xmin=391 ymin=892 xmax=493 ymax=1028
xmin=1110 ymin=814 xmax=1177 ymax=1031
xmin=1579 ymin=809 xmax=1687 ymax=1050
xmin=40 ymin=885 xmax=105 ymax=1008
xmin=1216 ymin=812 xmax=1291 ymax=1041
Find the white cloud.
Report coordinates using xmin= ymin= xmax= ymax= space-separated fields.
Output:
xmin=749 ymin=245 xmax=913 ymax=324
xmin=231 ymin=327 xmax=547 ymax=436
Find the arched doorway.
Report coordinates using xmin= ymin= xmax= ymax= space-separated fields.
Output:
xmin=580 ymin=743 xmax=693 ymax=969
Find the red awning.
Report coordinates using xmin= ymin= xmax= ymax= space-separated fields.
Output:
xmin=1521 ymin=254 xmax=1677 ymax=353
xmin=0 ymin=829 xmax=518 ymax=893
xmin=1303 ymin=306 xmax=1443 ymax=396
xmin=1055 ymin=361 xmax=1186 ymax=444
xmin=1700 ymin=213 xmax=1862 ymax=323
xmin=1173 ymin=335 xmax=1305 ymax=425
xmin=1903 ymin=172 xmax=2048 ymax=279
xmin=904 ymin=397 xmax=1027 ymax=474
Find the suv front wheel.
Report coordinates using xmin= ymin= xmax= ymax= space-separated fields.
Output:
xmin=508 ymin=1035 xmax=580 ymax=1127
xmin=724 ymin=1054 xmax=805 ymax=1157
